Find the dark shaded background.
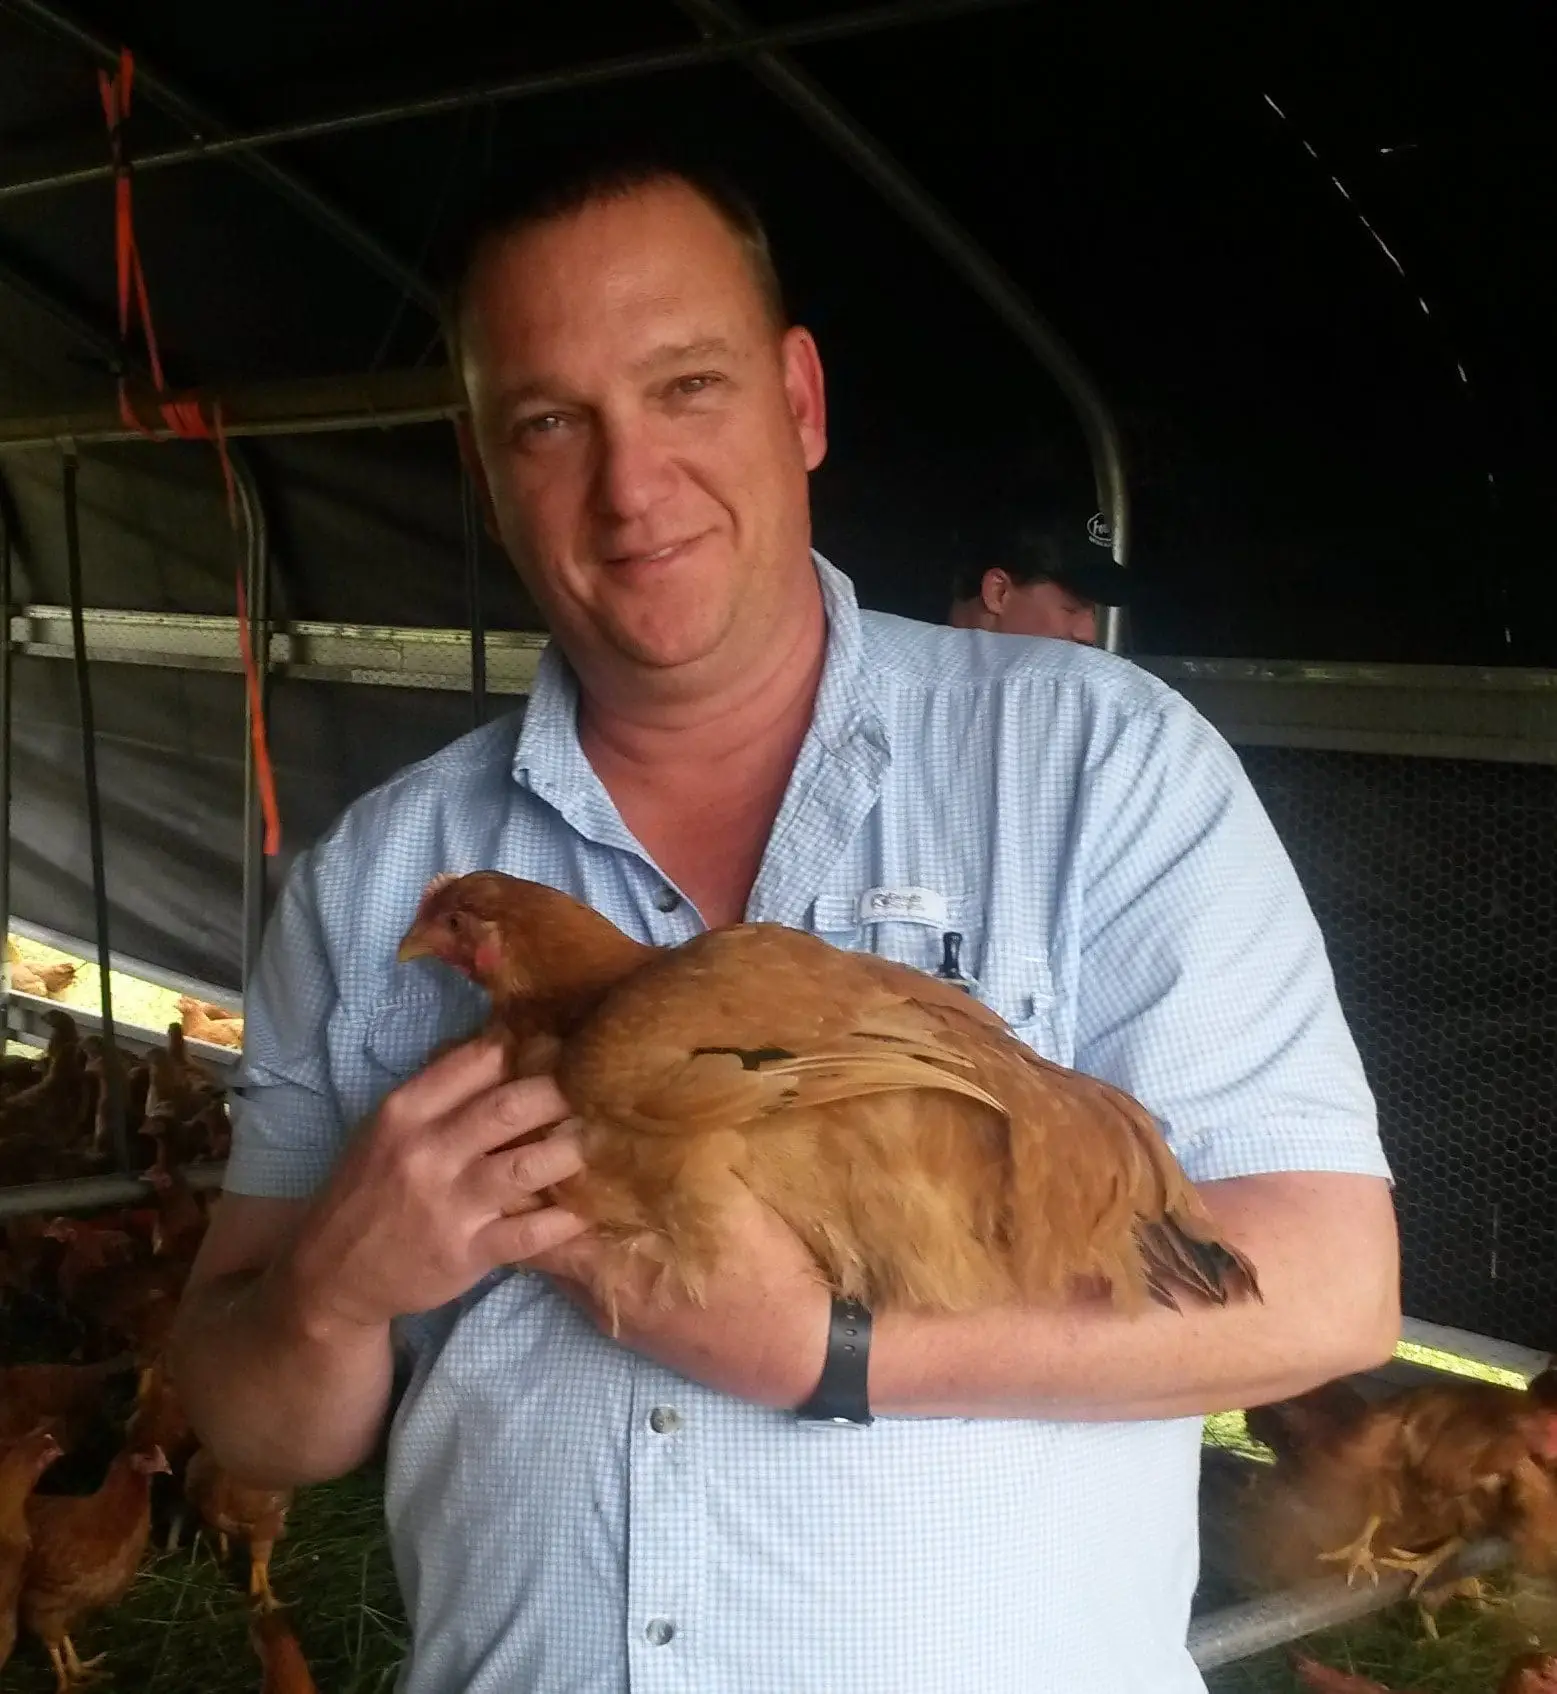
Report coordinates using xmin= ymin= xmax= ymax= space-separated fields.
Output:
xmin=3 ymin=0 xmax=1551 ymax=654
xmin=3 ymin=0 xmax=1552 ymax=973
xmin=3 ymin=0 xmax=1552 ymax=953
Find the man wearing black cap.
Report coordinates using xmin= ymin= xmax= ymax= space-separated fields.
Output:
xmin=948 ymin=506 xmax=1131 ymax=644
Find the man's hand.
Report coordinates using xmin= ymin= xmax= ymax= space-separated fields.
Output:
xmin=277 ymin=1038 xmax=589 ymax=1339
xmin=534 ymin=1188 xmax=832 ymax=1410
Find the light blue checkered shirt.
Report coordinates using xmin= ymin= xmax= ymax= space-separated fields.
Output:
xmin=228 ymin=555 xmax=1387 ymax=1694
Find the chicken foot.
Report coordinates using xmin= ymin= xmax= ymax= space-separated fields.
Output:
xmin=46 ymin=1635 xmax=107 ymax=1692
xmin=1317 ymin=1514 xmax=1386 ymax=1586
xmin=1416 ymin=1574 xmax=1498 ymax=1641
xmin=249 ymin=1540 xmax=281 ymax=1613
xmin=1379 ymin=1536 xmax=1467 ymax=1596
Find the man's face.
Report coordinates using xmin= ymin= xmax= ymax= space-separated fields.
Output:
xmin=951 ymin=570 xmax=1099 ymax=644
xmin=996 ymin=578 xmax=1099 ymax=644
xmin=458 ymin=181 xmax=827 ymax=684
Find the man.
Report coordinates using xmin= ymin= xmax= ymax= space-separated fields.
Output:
xmin=170 ymin=152 xmax=1398 ymax=1694
xmin=947 ymin=505 xmax=1131 ymax=643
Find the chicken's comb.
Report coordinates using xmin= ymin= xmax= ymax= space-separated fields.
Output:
xmin=419 ymin=870 xmax=461 ymax=904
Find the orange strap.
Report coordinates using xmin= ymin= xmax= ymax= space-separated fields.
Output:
xmin=98 ymin=48 xmax=281 ymax=856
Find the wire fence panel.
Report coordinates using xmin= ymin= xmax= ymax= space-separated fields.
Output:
xmin=1240 ymin=746 xmax=1557 ymax=1353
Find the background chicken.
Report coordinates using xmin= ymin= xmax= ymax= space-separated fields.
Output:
xmin=1502 ymin=1653 xmax=1557 ymax=1694
xmin=250 ymin=1608 xmax=321 ymax=1693
xmin=0 ymin=1013 xmax=99 ymax=1186
xmin=1292 ymin=1654 xmax=1422 ymax=1693
xmin=19 ymin=1438 xmax=169 ymax=1690
xmin=0 ymin=1000 xmax=307 ymax=1684
xmin=7 ymin=959 xmax=81 ymax=1000
xmin=1238 ymin=1368 xmax=1557 ymax=1611
xmin=1 ymin=1429 xmax=63 ymax=1676
xmin=0 ymin=1363 xmax=132 ymax=1453
xmin=176 ymin=995 xmax=244 ymax=1050
xmin=399 ymin=872 xmax=1259 ymax=1320
xmin=183 ymin=1448 xmax=293 ymax=1612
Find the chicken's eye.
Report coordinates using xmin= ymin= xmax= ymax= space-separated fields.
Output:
xmin=445 ymin=913 xmax=462 ymax=934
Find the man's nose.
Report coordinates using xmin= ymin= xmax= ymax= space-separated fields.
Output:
xmin=594 ymin=413 xmax=675 ymax=522
xmin=1072 ymin=607 xmax=1099 ymax=645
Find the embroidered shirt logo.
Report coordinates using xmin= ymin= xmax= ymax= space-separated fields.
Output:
xmin=856 ymin=886 xmax=950 ymax=929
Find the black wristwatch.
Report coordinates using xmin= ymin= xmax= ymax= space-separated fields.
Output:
xmin=795 ymin=1296 xmax=875 ymax=1427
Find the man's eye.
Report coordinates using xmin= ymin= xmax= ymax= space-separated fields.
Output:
xmin=521 ymin=413 xmax=564 ymax=435
xmin=673 ymin=373 xmax=721 ymax=397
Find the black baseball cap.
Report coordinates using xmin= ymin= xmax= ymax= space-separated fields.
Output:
xmin=1007 ymin=508 xmax=1133 ymax=606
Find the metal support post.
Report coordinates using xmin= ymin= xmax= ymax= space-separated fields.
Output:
xmin=672 ymin=0 xmax=1131 ymax=650
xmin=61 ymin=449 xmax=128 ymax=1169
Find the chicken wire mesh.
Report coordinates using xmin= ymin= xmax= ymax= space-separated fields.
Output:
xmin=1239 ymin=746 xmax=1557 ymax=1354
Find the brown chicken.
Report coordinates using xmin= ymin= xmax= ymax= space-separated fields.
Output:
xmin=142 ymin=1162 xmax=208 ymax=1261
xmin=250 ymin=1607 xmax=321 ymax=1693
xmin=0 ymin=1217 xmax=54 ymax=1302
xmin=1240 ymin=1368 xmax=1557 ymax=1599
xmin=0 ymin=1013 xmax=95 ymax=1182
xmin=0 ymin=1361 xmax=130 ymax=1451
xmin=184 ymin=1446 xmax=293 ymax=1611
xmin=138 ymin=1028 xmax=226 ymax=1170
xmin=79 ymin=1037 xmax=149 ymax=1163
xmin=42 ymin=1217 xmax=138 ymax=1305
xmin=1 ymin=1428 xmax=63 ymax=1674
xmin=1292 ymin=1656 xmax=1419 ymax=1694
xmin=398 ymin=873 xmax=1259 ymax=1320
xmin=1502 ymin=1653 xmax=1557 ymax=1694
xmin=125 ymin=1361 xmax=195 ymax=1475
xmin=69 ymin=1258 xmax=190 ymax=1365
xmin=177 ymin=994 xmax=244 ymax=1049
xmin=20 ymin=1439 xmax=169 ymax=1690
xmin=7 ymin=959 xmax=80 ymax=1000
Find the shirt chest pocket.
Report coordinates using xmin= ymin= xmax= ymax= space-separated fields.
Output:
xmin=364 ymin=980 xmax=491 ymax=1088
xmin=808 ymin=893 xmax=1064 ymax=1065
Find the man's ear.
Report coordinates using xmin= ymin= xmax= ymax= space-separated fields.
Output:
xmin=454 ymin=417 xmax=502 ymax=543
xmin=781 ymin=325 xmax=828 ymax=471
xmin=980 ymin=567 xmax=1011 ymax=616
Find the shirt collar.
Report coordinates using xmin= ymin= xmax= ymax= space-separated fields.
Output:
xmin=510 ymin=551 xmax=888 ymax=798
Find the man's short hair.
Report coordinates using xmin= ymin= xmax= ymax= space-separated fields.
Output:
xmin=435 ymin=138 xmax=789 ymax=367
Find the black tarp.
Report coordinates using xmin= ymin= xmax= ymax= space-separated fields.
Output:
xmin=2 ymin=0 xmax=1553 ymax=984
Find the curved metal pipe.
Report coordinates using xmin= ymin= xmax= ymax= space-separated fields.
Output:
xmin=671 ymin=0 xmax=1130 ymax=650
xmin=61 ymin=447 xmax=130 ymax=1169
xmin=1188 ymin=1537 xmax=1508 ymax=1670
xmin=0 ymin=0 xmax=1036 ymax=201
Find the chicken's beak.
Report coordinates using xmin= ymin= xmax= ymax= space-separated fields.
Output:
xmin=397 ymin=927 xmax=433 ymax=964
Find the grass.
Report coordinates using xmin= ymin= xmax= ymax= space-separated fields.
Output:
xmin=1202 ymin=1582 xmax=1545 ymax=1693
xmin=1 ymin=1468 xmax=408 ymax=1693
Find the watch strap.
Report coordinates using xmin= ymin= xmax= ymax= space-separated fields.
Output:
xmin=795 ymin=1296 xmax=874 ymax=1426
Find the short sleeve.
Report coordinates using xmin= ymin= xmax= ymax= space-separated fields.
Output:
xmin=1074 ymin=698 xmax=1390 ymax=1186
xmin=224 ymin=848 xmax=351 ymax=1199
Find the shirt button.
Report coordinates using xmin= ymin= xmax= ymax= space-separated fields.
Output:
xmin=654 ymin=884 xmax=682 ymax=913
xmin=648 ymin=1405 xmax=682 ymax=1435
xmin=644 ymin=1618 xmax=676 ymax=1647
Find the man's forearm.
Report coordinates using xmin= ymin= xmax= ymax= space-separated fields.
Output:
xmin=170 ymin=1258 xmax=394 ymax=1487
xmin=867 ymin=1172 xmax=1400 ymax=1420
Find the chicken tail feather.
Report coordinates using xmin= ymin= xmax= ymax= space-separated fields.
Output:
xmin=1137 ymin=1215 xmax=1262 ymax=1308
